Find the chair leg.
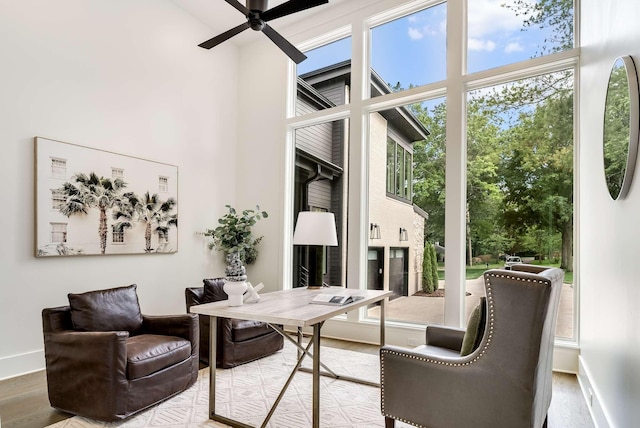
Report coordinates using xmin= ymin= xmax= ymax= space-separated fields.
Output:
xmin=385 ymin=416 xmax=395 ymax=428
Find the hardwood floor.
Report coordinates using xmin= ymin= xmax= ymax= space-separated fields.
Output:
xmin=0 ymin=370 xmax=70 ymax=428
xmin=0 ymin=338 xmax=594 ymax=428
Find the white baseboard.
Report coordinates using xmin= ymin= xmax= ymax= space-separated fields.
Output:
xmin=578 ymin=356 xmax=612 ymax=428
xmin=0 ymin=350 xmax=45 ymax=381
xmin=553 ymin=344 xmax=580 ymax=373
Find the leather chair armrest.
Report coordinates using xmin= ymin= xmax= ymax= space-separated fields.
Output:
xmin=44 ymin=330 xmax=129 ymax=401
xmin=424 ymin=324 xmax=465 ymax=351
xmin=44 ymin=330 xmax=131 ymax=420
xmin=142 ymin=314 xmax=198 ymax=344
xmin=44 ymin=330 xmax=129 ymax=369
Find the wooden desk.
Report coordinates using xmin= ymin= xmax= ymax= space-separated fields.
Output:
xmin=190 ymin=287 xmax=392 ymax=428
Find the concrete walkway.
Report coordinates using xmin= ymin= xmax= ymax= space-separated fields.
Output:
xmin=368 ymin=277 xmax=575 ymax=338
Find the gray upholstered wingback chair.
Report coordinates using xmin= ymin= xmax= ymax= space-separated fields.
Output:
xmin=380 ymin=264 xmax=564 ymax=428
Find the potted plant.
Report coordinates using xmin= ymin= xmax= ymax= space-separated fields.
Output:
xmin=204 ymin=205 xmax=268 ymax=304
xmin=204 ymin=204 xmax=268 ymax=264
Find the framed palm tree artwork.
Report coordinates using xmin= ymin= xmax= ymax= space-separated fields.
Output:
xmin=34 ymin=137 xmax=178 ymax=257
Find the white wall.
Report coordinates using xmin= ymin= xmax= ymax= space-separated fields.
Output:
xmin=579 ymin=1 xmax=640 ymax=426
xmin=0 ymin=0 xmax=239 ymax=379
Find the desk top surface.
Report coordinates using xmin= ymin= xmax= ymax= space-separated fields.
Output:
xmin=189 ymin=287 xmax=392 ymax=327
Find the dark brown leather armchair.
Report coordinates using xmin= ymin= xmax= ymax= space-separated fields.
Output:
xmin=381 ymin=264 xmax=564 ymax=428
xmin=185 ymin=278 xmax=284 ymax=368
xmin=42 ymin=284 xmax=199 ymax=422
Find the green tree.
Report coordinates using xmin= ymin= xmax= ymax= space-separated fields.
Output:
xmin=399 ymin=0 xmax=575 ymax=270
xmin=412 ymin=101 xmax=446 ymax=245
xmin=58 ymin=172 xmax=127 ymax=254
xmin=421 ymin=243 xmax=440 ymax=294
xmin=429 ymin=245 xmax=439 ymax=292
xmin=505 ymin=0 xmax=574 ymax=56
xmin=421 ymin=243 xmax=435 ymax=293
xmin=498 ymin=84 xmax=574 ymax=270
xmin=113 ymin=191 xmax=178 ymax=252
xmin=469 ymin=0 xmax=574 ymax=268
xmin=465 ymin=96 xmax=505 ymax=261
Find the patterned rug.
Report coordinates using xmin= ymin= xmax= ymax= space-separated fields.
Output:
xmin=46 ymin=341 xmax=412 ymax=428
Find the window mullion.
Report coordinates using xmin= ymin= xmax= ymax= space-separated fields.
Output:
xmin=443 ymin=0 xmax=467 ymax=328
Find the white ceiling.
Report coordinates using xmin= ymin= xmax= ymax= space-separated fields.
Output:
xmin=171 ymin=0 xmax=342 ymax=46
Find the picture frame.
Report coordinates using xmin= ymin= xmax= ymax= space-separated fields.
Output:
xmin=34 ymin=137 xmax=178 ymax=257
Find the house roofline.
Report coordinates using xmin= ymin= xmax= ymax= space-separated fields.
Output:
xmin=298 ymin=60 xmax=430 ymax=142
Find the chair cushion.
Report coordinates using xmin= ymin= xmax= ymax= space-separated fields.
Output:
xmin=126 ymin=334 xmax=191 ymax=379
xmin=203 ymin=278 xmax=227 ymax=303
xmin=231 ymin=319 xmax=275 ymax=342
xmin=412 ymin=344 xmax=461 ymax=359
xmin=68 ymin=284 xmax=143 ymax=333
xmin=460 ymin=296 xmax=486 ymax=356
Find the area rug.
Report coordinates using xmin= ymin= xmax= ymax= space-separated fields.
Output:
xmin=46 ymin=341 xmax=412 ymax=428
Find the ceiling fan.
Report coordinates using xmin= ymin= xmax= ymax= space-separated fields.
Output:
xmin=198 ymin=0 xmax=329 ymax=64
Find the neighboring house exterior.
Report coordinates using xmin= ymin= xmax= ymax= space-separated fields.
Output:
xmin=295 ymin=61 xmax=430 ymax=297
xmin=35 ymin=138 xmax=178 ymax=256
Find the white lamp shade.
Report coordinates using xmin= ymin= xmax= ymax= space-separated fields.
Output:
xmin=293 ymin=211 xmax=338 ymax=246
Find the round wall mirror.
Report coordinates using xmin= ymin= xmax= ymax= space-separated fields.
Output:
xmin=603 ymin=55 xmax=640 ymax=200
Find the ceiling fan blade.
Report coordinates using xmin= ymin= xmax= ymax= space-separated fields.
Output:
xmin=261 ymin=0 xmax=329 ymax=22
xmin=225 ymin=0 xmax=250 ymax=15
xmin=262 ymin=23 xmax=307 ymax=64
xmin=198 ymin=22 xmax=251 ymax=49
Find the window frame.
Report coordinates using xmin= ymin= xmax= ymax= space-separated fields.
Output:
xmin=385 ymin=137 xmax=414 ymax=204
xmin=287 ymin=0 xmax=579 ymax=344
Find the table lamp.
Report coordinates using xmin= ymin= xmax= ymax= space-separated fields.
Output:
xmin=293 ymin=211 xmax=338 ymax=288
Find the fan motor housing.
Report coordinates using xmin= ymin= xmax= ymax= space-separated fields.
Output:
xmin=249 ymin=18 xmax=265 ymax=31
xmin=248 ymin=0 xmax=268 ymax=12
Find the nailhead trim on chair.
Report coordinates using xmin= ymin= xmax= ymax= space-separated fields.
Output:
xmin=380 ymin=271 xmax=551 ymax=426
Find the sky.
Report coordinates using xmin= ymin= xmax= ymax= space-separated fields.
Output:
xmin=297 ymin=0 xmax=567 ymax=94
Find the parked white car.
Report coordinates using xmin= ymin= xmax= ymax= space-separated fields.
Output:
xmin=504 ymin=256 xmax=522 ymax=269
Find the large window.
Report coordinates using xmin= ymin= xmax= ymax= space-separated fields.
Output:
xmin=371 ymin=3 xmax=446 ymax=95
xmin=292 ymin=119 xmax=348 ymax=288
xmin=467 ymin=0 xmax=574 ymax=73
xmin=291 ymin=0 xmax=576 ymax=340
xmin=466 ymin=70 xmax=575 ymax=338
xmin=296 ymin=37 xmax=351 ymax=115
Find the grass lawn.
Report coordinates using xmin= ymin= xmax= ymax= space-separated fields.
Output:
xmin=437 ymin=261 xmax=573 ymax=283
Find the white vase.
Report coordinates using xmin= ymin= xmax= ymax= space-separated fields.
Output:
xmin=223 ymin=280 xmax=248 ymax=306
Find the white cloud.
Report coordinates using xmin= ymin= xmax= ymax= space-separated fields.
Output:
xmin=468 ymin=38 xmax=497 ymax=52
xmin=407 ymin=25 xmax=438 ymax=41
xmin=467 ymin=0 xmax=534 ymax=39
xmin=408 ymin=27 xmax=424 ymax=40
xmin=504 ymin=42 xmax=524 ymax=53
